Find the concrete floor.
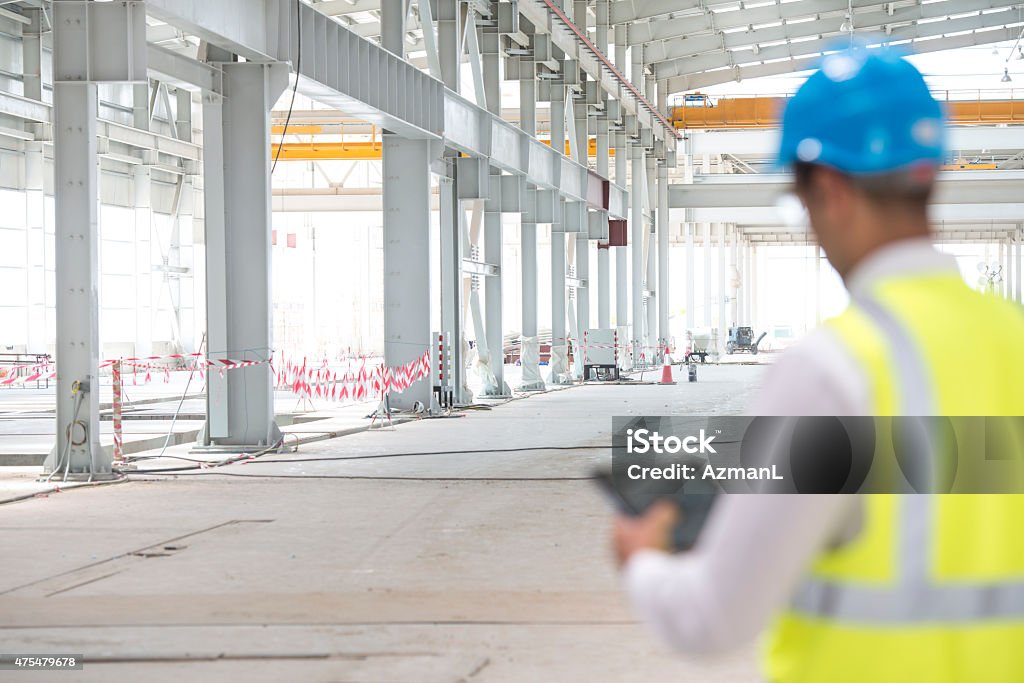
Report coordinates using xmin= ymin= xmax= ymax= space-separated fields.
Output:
xmin=0 ymin=365 xmax=766 ymax=682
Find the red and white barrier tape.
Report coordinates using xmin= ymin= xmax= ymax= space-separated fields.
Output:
xmin=275 ymin=351 xmax=431 ymax=404
xmin=0 ymin=354 xmax=269 ymax=387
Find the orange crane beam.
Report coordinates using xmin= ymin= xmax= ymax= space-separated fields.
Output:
xmin=671 ymin=96 xmax=1024 ymax=129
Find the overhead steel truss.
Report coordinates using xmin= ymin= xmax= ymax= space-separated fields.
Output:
xmin=610 ymin=0 xmax=1024 ymax=93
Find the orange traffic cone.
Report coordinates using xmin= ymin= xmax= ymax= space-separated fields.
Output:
xmin=660 ymin=351 xmax=676 ymax=385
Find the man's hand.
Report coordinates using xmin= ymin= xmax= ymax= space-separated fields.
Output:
xmin=612 ymin=499 xmax=680 ymax=568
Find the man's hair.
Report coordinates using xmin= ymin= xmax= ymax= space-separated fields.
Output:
xmin=794 ymin=162 xmax=935 ymax=208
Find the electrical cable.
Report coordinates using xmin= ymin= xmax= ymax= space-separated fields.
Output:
xmin=119 ymin=444 xmax=611 ymax=475
xmin=124 ymin=471 xmax=597 ymax=481
xmin=46 ymin=388 xmax=84 ymax=484
xmin=271 ymin=0 xmax=302 ymax=175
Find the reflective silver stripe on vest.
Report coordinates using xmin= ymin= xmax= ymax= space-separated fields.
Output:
xmin=790 ymin=294 xmax=1024 ymax=623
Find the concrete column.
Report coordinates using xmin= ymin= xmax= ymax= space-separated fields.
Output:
xmin=438 ymin=0 xmax=461 ymax=91
xmin=381 ymin=0 xmax=409 ymax=56
xmin=685 ymin=222 xmax=695 ymax=332
xmin=598 ymin=246 xmax=611 ymax=328
xmin=646 ymin=221 xmax=657 ymax=353
xmin=133 ymin=167 xmax=154 ymax=358
xmin=631 ymin=148 xmax=645 ymax=358
xmin=51 ymin=74 xmax=104 ymax=473
xmin=718 ymin=223 xmax=727 ymax=355
xmin=484 ymin=206 xmax=506 ymax=394
xmin=703 ymin=223 xmax=712 ymax=327
xmin=657 ymin=165 xmax=669 ymax=350
xmin=577 ymin=234 xmax=590 ymax=334
xmin=382 ymin=135 xmax=435 ymax=409
xmin=199 ymin=62 xmax=287 ymax=448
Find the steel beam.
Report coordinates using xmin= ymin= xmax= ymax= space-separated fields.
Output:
xmin=198 ymin=62 xmax=287 ymax=450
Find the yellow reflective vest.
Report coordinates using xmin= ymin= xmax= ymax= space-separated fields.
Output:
xmin=764 ymin=272 xmax=1024 ymax=683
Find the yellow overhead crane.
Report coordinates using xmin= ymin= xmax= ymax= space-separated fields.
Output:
xmin=670 ymin=94 xmax=1024 ymax=129
xmin=269 ymin=94 xmax=1023 ymax=162
xmin=270 ymin=130 xmax=615 ymax=161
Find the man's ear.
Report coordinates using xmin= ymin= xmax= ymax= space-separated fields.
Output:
xmin=814 ymin=167 xmax=854 ymax=218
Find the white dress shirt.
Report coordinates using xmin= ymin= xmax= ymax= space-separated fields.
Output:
xmin=622 ymin=238 xmax=960 ymax=654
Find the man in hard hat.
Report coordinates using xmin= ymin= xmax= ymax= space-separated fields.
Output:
xmin=613 ymin=46 xmax=1024 ymax=682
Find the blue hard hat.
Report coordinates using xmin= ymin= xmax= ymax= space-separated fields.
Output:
xmin=777 ymin=44 xmax=945 ymax=175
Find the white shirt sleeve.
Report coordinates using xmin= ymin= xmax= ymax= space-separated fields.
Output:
xmin=621 ymin=331 xmax=868 ymax=655
xmin=622 ymin=494 xmax=857 ymax=655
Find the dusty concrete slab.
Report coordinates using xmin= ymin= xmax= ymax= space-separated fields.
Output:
xmin=0 ymin=365 xmax=765 ymax=682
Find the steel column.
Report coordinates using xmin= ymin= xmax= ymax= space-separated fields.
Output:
xmin=551 ymin=73 xmax=566 ymax=149
xmin=598 ymin=246 xmax=610 ymax=328
xmin=22 ymin=10 xmax=43 ymax=101
xmin=440 ymin=169 xmax=467 ymax=403
xmin=729 ymin=227 xmax=738 ymax=327
xmin=381 ymin=0 xmax=409 ymax=56
xmin=551 ymin=226 xmax=569 ymax=383
xmin=657 ymin=164 xmax=669 ymax=350
xmin=200 ymin=62 xmax=286 ymax=448
xmin=1011 ymin=229 xmax=1019 ymax=301
xmin=133 ymin=167 xmax=154 ymax=358
xmin=437 ymin=0 xmax=461 ymax=91
xmin=50 ymin=78 xmax=105 ymax=475
xmin=631 ymin=148 xmax=645 ymax=360
xmin=596 ymin=115 xmax=610 ymax=178
xmin=25 ymin=143 xmax=46 ymax=355
xmin=481 ymin=23 xmax=501 ymax=116
xmin=383 ymin=135 xmax=435 ymax=409
xmin=718 ymin=223 xmax=727 ymax=355
xmin=520 ymin=219 xmax=544 ymax=389
xmin=815 ymin=244 xmax=822 ymax=324
xmin=574 ymin=100 xmax=589 ymax=167
xmin=484 ymin=207 xmax=506 ymax=393
xmin=685 ymin=222 xmax=695 ymax=332
xmin=595 ymin=0 xmax=609 ymax=54
xmin=751 ymin=245 xmax=759 ymax=331
xmin=577 ymin=233 xmax=590 ymax=335
xmin=703 ymin=223 xmax=712 ymax=327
